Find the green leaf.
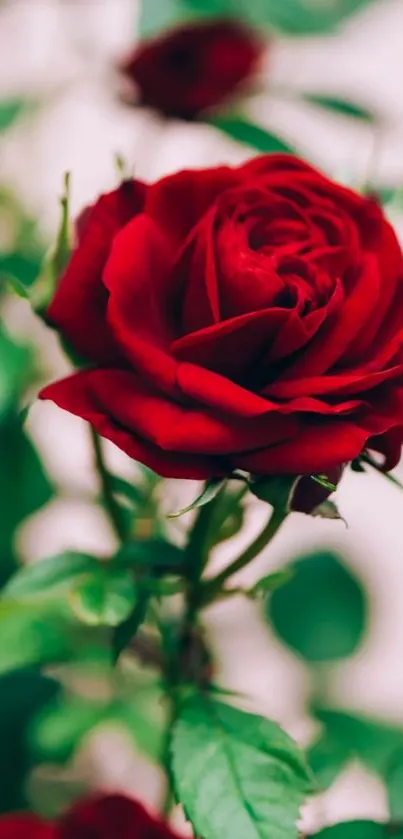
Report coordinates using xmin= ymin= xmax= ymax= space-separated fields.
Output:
xmin=30 ymin=695 xmax=105 ymax=764
xmin=0 ymin=416 xmax=54 ymax=553
xmin=0 ymin=328 xmax=32 ymax=420
xmin=249 ymin=567 xmax=294 ymax=598
xmin=0 ymin=99 xmax=27 ymax=132
xmin=69 ymin=566 xmax=136 ymax=627
xmin=0 ymin=601 xmax=72 ymax=674
xmin=385 ymin=748 xmax=403 ymax=820
xmin=115 ymin=538 xmax=186 ymax=572
xmin=311 ymin=500 xmax=346 ymax=524
xmin=30 ymin=173 xmax=71 ymax=316
xmin=250 ymin=475 xmax=299 ymax=513
xmin=168 ymin=478 xmax=225 ymax=519
xmin=268 ymin=550 xmax=366 ymax=662
xmin=170 ymin=694 xmax=313 ymax=839
xmin=108 ymin=476 xmax=144 ymax=509
xmin=0 ymin=669 xmax=59 ymax=813
xmin=4 ymin=552 xmax=99 ymax=601
xmin=311 ymin=474 xmax=337 ymax=492
xmin=309 ymin=707 xmax=403 ymax=791
xmin=311 ymin=823 xmax=403 ymax=839
xmin=302 ymin=93 xmax=377 ymax=122
xmin=210 ymin=116 xmax=296 ymax=154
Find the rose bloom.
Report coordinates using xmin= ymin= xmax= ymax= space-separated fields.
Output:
xmin=120 ymin=19 xmax=263 ymax=120
xmin=41 ymin=155 xmax=403 ymax=481
xmin=0 ymin=794 xmax=180 ymax=838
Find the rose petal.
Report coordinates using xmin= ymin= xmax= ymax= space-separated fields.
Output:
xmin=104 ymin=214 xmax=178 ymax=392
xmin=47 ymin=180 xmax=146 ymax=363
xmin=0 ymin=815 xmax=54 ymax=838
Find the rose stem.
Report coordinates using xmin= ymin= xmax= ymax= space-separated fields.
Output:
xmin=200 ymin=507 xmax=288 ymax=603
xmin=90 ymin=426 xmax=127 ymax=543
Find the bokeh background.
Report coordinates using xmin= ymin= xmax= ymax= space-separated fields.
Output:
xmin=2 ymin=0 xmax=403 ymax=831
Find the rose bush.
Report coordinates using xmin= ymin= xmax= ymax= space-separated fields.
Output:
xmin=41 ymin=154 xmax=403 ymax=480
xmin=120 ymin=19 xmax=263 ymax=120
xmin=0 ymin=794 xmax=180 ymax=838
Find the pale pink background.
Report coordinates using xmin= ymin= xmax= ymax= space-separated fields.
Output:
xmin=2 ymin=0 xmax=403 ymax=829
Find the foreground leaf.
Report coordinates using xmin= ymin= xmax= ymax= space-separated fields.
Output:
xmin=312 ymin=822 xmax=403 ymax=839
xmin=0 ymin=99 xmax=27 ymax=132
xmin=210 ymin=116 xmax=296 ymax=154
xmin=268 ymin=549 xmax=366 ymax=662
xmin=249 ymin=567 xmax=294 ymax=598
xmin=69 ymin=566 xmax=136 ymax=627
xmin=0 ymin=669 xmax=59 ymax=813
xmin=171 ymin=694 xmax=312 ymax=839
xmin=4 ymin=552 xmax=99 ymax=601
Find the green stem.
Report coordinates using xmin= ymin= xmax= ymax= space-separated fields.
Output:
xmin=90 ymin=427 xmax=127 ymax=543
xmin=201 ymin=508 xmax=288 ymax=604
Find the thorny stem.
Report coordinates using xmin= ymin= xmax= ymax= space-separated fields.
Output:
xmin=90 ymin=427 xmax=127 ymax=543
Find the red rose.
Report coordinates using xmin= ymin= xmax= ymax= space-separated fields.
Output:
xmin=41 ymin=155 xmax=403 ymax=480
xmin=120 ymin=20 xmax=263 ymax=120
xmin=0 ymin=794 xmax=180 ymax=839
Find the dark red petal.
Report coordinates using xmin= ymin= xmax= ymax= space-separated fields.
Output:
xmin=104 ymin=214 xmax=177 ymax=393
xmin=291 ymin=466 xmax=344 ymax=514
xmin=47 ymin=180 xmax=146 ymax=363
xmin=60 ymin=794 xmax=180 ymax=839
xmin=0 ymin=814 xmax=55 ymax=838
xmin=145 ymin=166 xmax=238 ymax=249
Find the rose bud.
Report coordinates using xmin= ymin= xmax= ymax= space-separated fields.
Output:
xmin=0 ymin=793 xmax=182 ymax=839
xmin=40 ymin=155 xmax=403 ymax=481
xmin=120 ymin=19 xmax=264 ymax=120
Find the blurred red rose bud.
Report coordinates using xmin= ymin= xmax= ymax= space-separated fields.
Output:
xmin=120 ymin=19 xmax=264 ymax=120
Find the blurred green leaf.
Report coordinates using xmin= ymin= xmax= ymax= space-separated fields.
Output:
xmin=0 ymin=327 xmax=32 ymax=420
xmin=4 ymin=552 xmax=99 ymax=601
xmin=309 ymin=707 xmax=403 ymax=792
xmin=1 ymin=251 xmax=43 ymax=291
xmin=0 ymin=416 xmax=54 ymax=555
xmin=268 ymin=550 xmax=366 ymax=662
xmin=112 ymin=590 xmax=149 ymax=663
xmin=311 ymin=501 xmax=345 ymax=524
xmin=168 ymin=478 xmax=225 ymax=519
xmin=31 ymin=695 xmax=105 ymax=764
xmin=0 ymin=601 xmax=72 ymax=674
xmin=385 ymin=748 xmax=403 ymax=820
xmin=171 ymin=694 xmax=313 ymax=839
xmin=302 ymin=93 xmax=377 ymax=121
xmin=115 ymin=538 xmax=186 ymax=572
xmin=0 ymin=669 xmax=59 ymax=813
xmin=69 ymin=566 xmax=136 ymax=627
xmin=0 ymin=99 xmax=27 ymax=133
xmin=210 ymin=116 xmax=296 ymax=154
xmin=312 ymin=824 xmax=396 ymax=839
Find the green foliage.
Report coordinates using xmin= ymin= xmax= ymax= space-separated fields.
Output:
xmin=0 ymin=601 xmax=73 ymax=673
xmin=138 ymin=0 xmax=378 ymax=37
xmin=309 ymin=707 xmax=403 ymax=792
xmin=69 ymin=566 xmax=137 ymax=627
xmin=385 ymin=749 xmax=403 ymax=819
xmin=115 ymin=539 xmax=186 ymax=572
xmin=0 ymin=327 xmax=32 ymax=420
xmin=302 ymin=93 xmax=377 ymax=122
xmin=0 ymin=99 xmax=28 ymax=132
xmin=168 ymin=478 xmax=225 ymax=519
xmin=268 ymin=549 xmax=366 ymax=662
xmin=171 ymin=693 xmax=313 ymax=839
xmin=210 ymin=116 xmax=296 ymax=154
xmin=0 ymin=669 xmax=59 ymax=813
xmin=312 ymin=823 xmax=403 ymax=839
xmin=4 ymin=552 xmax=99 ymax=601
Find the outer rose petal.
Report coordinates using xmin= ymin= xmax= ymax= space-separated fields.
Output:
xmin=0 ymin=815 xmax=55 ymax=838
xmin=41 ymin=368 xmax=297 ymax=456
xmin=59 ymin=794 xmax=179 ymax=839
xmin=47 ymin=180 xmax=146 ymax=363
xmin=40 ymin=374 xmax=225 ymax=479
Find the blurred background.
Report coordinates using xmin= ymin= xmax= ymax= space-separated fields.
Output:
xmin=2 ymin=0 xmax=403 ymax=832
